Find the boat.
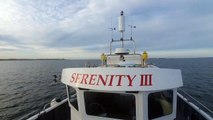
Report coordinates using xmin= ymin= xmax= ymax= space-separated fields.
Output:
xmin=26 ymin=11 xmax=213 ymax=120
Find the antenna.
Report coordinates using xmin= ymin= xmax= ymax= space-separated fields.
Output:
xmin=118 ymin=11 xmax=125 ymax=48
xmin=128 ymin=25 xmax=136 ymax=40
xmin=109 ymin=11 xmax=137 ymax=54
xmin=109 ymin=27 xmax=116 ymax=41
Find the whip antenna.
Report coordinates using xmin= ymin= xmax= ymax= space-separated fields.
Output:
xmin=109 ymin=27 xmax=116 ymax=41
xmin=128 ymin=25 xmax=136 ymax=40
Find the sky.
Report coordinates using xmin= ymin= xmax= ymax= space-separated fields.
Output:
xmin=0 ymin=0 xmax=213 ymax=59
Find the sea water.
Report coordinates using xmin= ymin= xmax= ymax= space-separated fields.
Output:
xmin=0 ymin=58 xmax=212 ymax=120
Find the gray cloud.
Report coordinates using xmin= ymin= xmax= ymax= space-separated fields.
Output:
xmin=0 ymin=0 xmax=213 ymax=58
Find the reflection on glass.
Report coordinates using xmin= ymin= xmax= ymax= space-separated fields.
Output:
xmin=84 ymin=92 xmax=136 ymax=120
xmin=67 ymin=86 xmax=78 ymax=110
xmin=148 ymin=90 xmax=173 ymax=119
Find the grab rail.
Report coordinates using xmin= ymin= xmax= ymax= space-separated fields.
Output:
xmin=110 ymin=39 xmax=136 ymax=54
xmin=178 ymin=88 xmax=213 ymax=119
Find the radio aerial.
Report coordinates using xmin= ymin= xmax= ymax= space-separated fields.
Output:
xmin=128 ymin=25 xmax=136 ymax=40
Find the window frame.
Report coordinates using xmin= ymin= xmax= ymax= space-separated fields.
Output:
xmin=147 ymin=90 xmax=174 ymax=120
xmin=66 ymin=85 xmax=79 ymax=111
xmin=83 ymin=90 xmax=137 ymax=119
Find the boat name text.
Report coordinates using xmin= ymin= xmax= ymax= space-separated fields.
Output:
xmin=70 ymin=73 xmax=152 ymax=87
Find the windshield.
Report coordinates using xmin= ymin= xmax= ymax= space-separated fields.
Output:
xmin=67 ymin=86 xmax=78 ymax=110
xmin=148 ymin=90 xmax=173 ymax=119
xmin=84 ymin=91 xmax=136 ymax=120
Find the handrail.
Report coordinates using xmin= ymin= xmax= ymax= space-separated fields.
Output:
xmin=110 ymin=39 xmax=136 ymax=54
xmin=178 ymin=88 xmax=213 ymax=119
xmin=178 ymin=88 xmax=213 ymax=114
xmin=26 ymin=98 xmax=68 ymax=120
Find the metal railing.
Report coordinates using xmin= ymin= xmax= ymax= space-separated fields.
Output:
xmin=110 ymin=39 xmax=136 ymax=54
xmin=177 ymin=88 xmax=213 ymax=119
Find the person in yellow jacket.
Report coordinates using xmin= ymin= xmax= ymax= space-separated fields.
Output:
xmin=101 ymin=53 xmax=107 ymax=66
xmin=142 ymin=51 xmax=148 ymax=67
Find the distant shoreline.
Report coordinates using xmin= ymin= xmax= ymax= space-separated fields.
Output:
xmin=0 ymin=57 xmax=212 ymax=61
xmin=0 ymin=59 xmax=65 ymax=61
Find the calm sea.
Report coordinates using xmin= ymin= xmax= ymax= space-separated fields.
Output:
xmin=0 ymin=58 xmax=212 ymax=120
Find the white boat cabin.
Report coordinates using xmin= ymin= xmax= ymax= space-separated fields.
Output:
xmin=62 ymin=65 xmax=183 ymax=120
xmin=61 ymin=11 xmax=183 ymax=120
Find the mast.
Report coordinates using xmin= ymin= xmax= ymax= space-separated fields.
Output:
xmin=118 ymin=11 xmax=125 ymax=48
xmin=110 ymin=11 xmax=136 ymax=54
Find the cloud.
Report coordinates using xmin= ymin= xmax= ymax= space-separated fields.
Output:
xmin=149 ymin=48 xmax=213 ymax=58
xmin=0 ymin=0 xmax=213 ymax=59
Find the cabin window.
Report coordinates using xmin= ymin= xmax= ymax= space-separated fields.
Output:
xmin=67 ymin=86 xmax=78 ymax=110
xmin=148 ymin=90 xmax=173 ymax=119
xmin=84 ymin=92 xmax=136 ymax=120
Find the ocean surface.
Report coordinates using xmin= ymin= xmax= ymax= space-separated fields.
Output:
xmin=0 ymin=58 xmax=212 ymax=120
